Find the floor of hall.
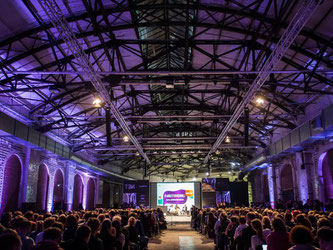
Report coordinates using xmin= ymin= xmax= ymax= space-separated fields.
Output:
xmin=149 ymin=224 xmax=215 ymax=250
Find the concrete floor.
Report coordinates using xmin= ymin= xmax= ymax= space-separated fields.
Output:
xmin=149 ymin=224 xmax=215 ymax=250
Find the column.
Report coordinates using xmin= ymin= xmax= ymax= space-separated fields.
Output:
xmin=98 ymin=179 xmax=103 ymax=206
xmin=46 ymin=169 xmax=55 ymax=212
xmin=293 ymin=152 xmax=309 ymax=203
xmin=82 ymin=174 xmax=88 ymax=210
xmin=20 ymin=146 xmax=31 ymax=207
xmin=65 ymin=162 xmax=75 ymax=211
xmin=267 ymin=164 xmax=275 ymax=208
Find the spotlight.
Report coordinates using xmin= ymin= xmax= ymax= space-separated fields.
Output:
xmin=123 ymin=135 xmax=129 ymax=142
xmin=206 ymin=172 xmax=210 ymax=176
xmin=135 ymin=152 xmax=140 ymax=156
xmin=225 ymin=136 xmax=231 ymax=143
xmin=192 ymin=177 xmax=197 ymax=181
xmin=256 ymin=97 xmax=265 ymax=105
xmin=93 ymin=97 xmax=101 ymax=107
xmin=215 ymin=150 xmax=220 ymax=155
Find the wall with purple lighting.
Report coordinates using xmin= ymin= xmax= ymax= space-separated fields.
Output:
xmin=0 ymin=134 xmax=122 ymax=213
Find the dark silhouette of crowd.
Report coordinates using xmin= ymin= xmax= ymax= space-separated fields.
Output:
xmin=0 ymin=208 xmax=167 ymax=250
xmin=191 ymin=202 xmax=333 ymax=250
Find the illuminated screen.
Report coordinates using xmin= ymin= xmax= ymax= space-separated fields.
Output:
xmin=157 ymin=182 xmax=195 ymax=211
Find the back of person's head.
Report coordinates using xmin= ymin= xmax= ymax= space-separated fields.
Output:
xmin=317 ymin=217 xmax=331 ymax=229
xmin=317 ymin=226 xmax=333 ymax=250
xmin=112 ymin=219 xmax=121 ymax=235
xmin=11 ymin=216 xmax=25 ymax=229
xmin=24 ymin=211 xmax=34 ymax=221
xmin=44 ymin=217 xmax=56 ymax=229
xmin=87 ymin=217 xmax=100 ymax=234
xmin=51 ymin=222 xmax=64 ymax=232
xmin=0 ymin=229 xmax=22 ymax=250
xmin=251 ymin=219 xmax=263 ymax=237
xmin=42 ymin=227 xmax=62 ymax=242
xmin=295 ymin=214 xmax=312 ymax=229
xmin=262 ymin=216 xmax=271 ymax=229
xmin=97 ymin=214 xmax=105 ymax=223
xmin=76 ymin=225 xmax=91 ymax=243
xmin=66 ymin=215 xmax=77 ymax=228
xmin=285 ymin=212 xmax=292 ymax=222
xmin=289 ymin=225 xmax=314 ymax=245
xmin=18 ymin=220 xmax=32 ymax=233
xmin=239 ymin=216 xmax=246 ymax=225
xmin=128 ymin=216 xmax=136 ymax=227
xmin=247 ymin=212 xmax=256 ymax=223
xmin=100 ymin=218 xmax=112 ymax=235
xmin=317 ymin=226 xmax=333 ymax=241
xmin=112 ymin=215 xmax=121 ymax=223
xmin=272 ymin=217 xmax=287 ymax=232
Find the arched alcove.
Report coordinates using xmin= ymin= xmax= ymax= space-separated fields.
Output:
xmin=53 ymin=169 xmax=64 ymax=210
xmin=321 ymin=149 xmax=333 ymax=201
xmin=280 ymin=164 xmax=294 ymax=201
xmin=1 ymin=155 xmax=22 ymax=212
xmin=72 ymin=174 xmax=84 ymax=210
xmin=36 ymin=164 xmax=49 ymax=211
xmin=86 ymin=178 xmax=95 ymax=210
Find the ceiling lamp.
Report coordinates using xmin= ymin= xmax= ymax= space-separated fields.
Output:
xmin=92 ymin=97 xmax=101 ymax=107
xmin=123 ymin=135 xmax=129 ymax=142
xmin=256 ymin=97 xmax=265 ymax=105
xmin=225 ymin=136 xmax=231 ymax=143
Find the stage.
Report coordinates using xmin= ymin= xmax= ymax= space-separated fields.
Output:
xmin=166 ymin=215 xmax=191 ymax=223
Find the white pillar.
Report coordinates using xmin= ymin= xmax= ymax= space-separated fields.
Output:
xmin=65 ymin=162 xmax=75 ymax=211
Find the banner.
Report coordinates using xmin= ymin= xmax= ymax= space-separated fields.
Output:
xmin=163 ymin=189 xmax=193 ymax=205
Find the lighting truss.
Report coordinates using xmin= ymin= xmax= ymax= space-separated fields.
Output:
xmin=204 ymin=0 xmax=321 ymax=163
xmin=37 ymin=0 xmax=150 ymax=164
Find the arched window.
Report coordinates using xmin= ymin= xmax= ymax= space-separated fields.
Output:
xmin=280 ymin=164 xmax=294 ymax=201
xmin=36 ymin=164 xmax=49 ymax=211
xmin=53 ymin=169 xmax=64 ymax=210
xmin=72 ymin=174 xmax=84 ymax=210
xmin=86 ymin=178 xmax=95 ymax=210
xmin=1 ymin=155 xmax=22 ymax=212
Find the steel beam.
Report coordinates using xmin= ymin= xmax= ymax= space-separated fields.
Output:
xmin=5 ymin=69 xmax=333 ymax=76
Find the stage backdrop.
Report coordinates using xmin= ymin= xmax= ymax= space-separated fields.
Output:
xmin=157 ymin=182 xmax=194 ymax=211
xmin=150 ymin=182 xmax=201 ymax=208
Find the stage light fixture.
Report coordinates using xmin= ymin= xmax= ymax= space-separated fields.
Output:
xmin=135 ymin=152 xmax=140 ymax=156
xmin=206 ymin=172 xmax=210 ymax=176
xmin=215 ymin=150 xmax=220 ymax=155
xmin=92 ymin=97 xmax=101 ymax=107
xmin=256 ymin=97 xmax=265 ymax=105
xmin=123 ymin=135 xmax=129 ymax=142
xmin=225 ymin=136 xmax=231 ymax=143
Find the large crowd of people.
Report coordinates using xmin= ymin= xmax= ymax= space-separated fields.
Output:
xmin=190 ymin=200 xmax=333 ymax=250
xmin=0 ymin=208 xmax=167 ymax=250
